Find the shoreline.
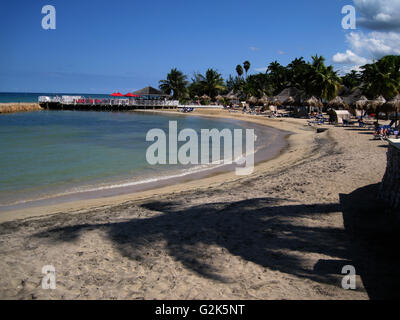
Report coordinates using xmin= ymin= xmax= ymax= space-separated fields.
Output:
xmin=0 ymin=109 xmax=392 ymax=300
xmin=0 ymin=110 xmax=312 ymax=223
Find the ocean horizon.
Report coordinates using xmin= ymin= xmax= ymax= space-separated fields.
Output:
xmin=0 ymin=92 xmax=113 ymax=103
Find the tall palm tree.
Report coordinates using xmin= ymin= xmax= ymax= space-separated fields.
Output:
xmin=159 ymin=68 xmax=188 ymax=100
xmin=198 ymin=69 xmax=226 ymax=99
xmin=236 ymin=65 xmax=244 ymax=78
xmin=243 ymin=61 xmax=251 ymax=78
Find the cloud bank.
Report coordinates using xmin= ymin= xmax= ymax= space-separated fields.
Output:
xmin=333 ymin=0 xmax=400 ymax=73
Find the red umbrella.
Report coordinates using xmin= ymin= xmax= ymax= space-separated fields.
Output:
xmin=110 ymin=92 xmax=124 ymax=97
xmin=124 ymin=93 xmax=140 ymax=97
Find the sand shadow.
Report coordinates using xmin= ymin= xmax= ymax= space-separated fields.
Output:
xmin=339 ymin=183 xmax=400 ymax=300
xmin=32 ymin=185 xmax=400 ymax=298
xmin=34 ymin=197 xmax=351 ymax=286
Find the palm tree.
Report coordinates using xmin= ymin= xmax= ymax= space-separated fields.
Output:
xmin=159 ymin=68 xmax=188 ymax=100
xmin=198 ymin=69 xmax=226 ymax=100
xmin=243 ymin=61 xmax=251 ymax=78
xmin=236 ymin=65 xmax=244 ymax=78
xmin=361 ymin=55 xmax=400 ymax=100
xmin=267 ymin=61 xmax=289 ymax=95
xmin=306 ymin=55 xmax=342 ymax=101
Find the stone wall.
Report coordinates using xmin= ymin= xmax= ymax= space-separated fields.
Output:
xmin=379 ymin=141 xmax=400 ymax=215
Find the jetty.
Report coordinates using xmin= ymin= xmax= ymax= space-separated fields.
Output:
xmin=39 ymin=86 xmax=179 ymax=111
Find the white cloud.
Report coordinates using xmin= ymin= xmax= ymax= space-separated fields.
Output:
xmin=333 ymin=1 xmax=400 ymax=74
xmin=337 ymin=65 xmax=364 ymax=76
xmin=346 ymin=31 xmax=400 ymax=58
xmin=254 ymin=67 xmax=268 ymax=73
xmin=277 ymin=50 xmax=285 ymax=55
xmin=332 ymin=50 xmax=369 ymax=65
xmin=354 ymin=0 xmax=400 ymax=31
xmin=249 ymin=46 xmax=260 ymax=52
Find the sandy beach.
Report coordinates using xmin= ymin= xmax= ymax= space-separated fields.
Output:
xmin=0 ymin=109 xmax=398 ymax=300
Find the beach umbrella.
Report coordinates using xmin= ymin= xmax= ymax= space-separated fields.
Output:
xmin=257 ymin=96 xmax=269 ymax=106
xmin=110 ymin=92 xmax=124 ymax=97
xmin=247 ymin=96 xmax=258 ymax=104
xmin=368 ymin=95 xmax=386 ymax=111
xmin=355 ymin=95 xmax=369 ymax=110
xmin=386 ymin=94 xmax=400 ymax=112
xmin=283 ymin=96 xmax=296 ymax=106
xmin=201 ymin=94 xmax=211 ymax=100
xmin=304 ymin=96 xmax=323 ymax=108
xmin=225 ymin=91 xmax=238 ymax=101
xmin=268 ymin=97 xmax=283 ymax=107
xmin=215 ymin=95 xmax=224 ymax=101
xmin=124 ymin=93 xmax=140 ymax=97
xmin=327 ymin=96 xmax=349 ymax=110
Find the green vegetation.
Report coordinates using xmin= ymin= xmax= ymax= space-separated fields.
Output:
xmin=159 ymin=55 xmax=400 ymax=104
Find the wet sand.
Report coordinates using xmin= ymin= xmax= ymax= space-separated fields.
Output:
xmin=0 ymin=109 xmax=398 ymax=300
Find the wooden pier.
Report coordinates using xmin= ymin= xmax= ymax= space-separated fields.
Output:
xmin=39 ymin=97 xmax=180 ymax=111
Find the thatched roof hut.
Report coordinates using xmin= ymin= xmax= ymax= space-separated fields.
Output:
xmin=368 ymin=95 xmax=386 ymax=111
xmin=304 ymin=96 xmax=323 ymax=108
xmin=341 ymin=88 xmax=363 ymax=106
xmin=132 ymin=86 xmax=167 ymax=96
xmin=327 ymin=96 xmax=349 ymax=109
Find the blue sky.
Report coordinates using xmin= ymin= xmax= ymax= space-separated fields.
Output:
xmin=0 ymin=0 xmax=399 ymax=93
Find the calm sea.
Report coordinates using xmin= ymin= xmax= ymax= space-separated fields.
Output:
xmin=0 ymin=92 xmax=111 ymax=103
xmin=0 ymin=110 xmax=278 ymax=211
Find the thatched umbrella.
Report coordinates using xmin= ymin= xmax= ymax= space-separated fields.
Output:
xmin=247 ymin=96 xmax=258 ymax=105
xmin=257 ymin=96 xmax=269 ymax=106
xmin=283 ymin=96 xmax=296 ymax=106
xmin=201 ymin=94 xmax=211 ymax=101
xmin=368 ymin=95 xmax=386 ymax=112
xmin=355 ymin=95 xmax=369 ymax=110
xmin=304 ymin=96 xmax=323 ymax=108
xmin=386 ymin=94 xmax=400 ymax=112
xmin=327 ymin=96 xmax=349 ymax=110
xmin=215 ymin=95 xmax=224 ymax=102
xmin=268 ymin=97 xmax=283 ymax=107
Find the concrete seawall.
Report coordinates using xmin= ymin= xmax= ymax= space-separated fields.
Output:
xmin=0 ymin=103 xmax=42 ymax=114
xmin=379 ymin=139 xmax=400 ymax=216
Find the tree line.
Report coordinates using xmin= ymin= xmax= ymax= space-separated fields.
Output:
xmin=159 ymin=55 xmax=400 ymax=104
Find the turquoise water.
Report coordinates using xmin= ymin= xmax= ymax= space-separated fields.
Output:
xmin=0 ymin=110 xmax=268 ymax=208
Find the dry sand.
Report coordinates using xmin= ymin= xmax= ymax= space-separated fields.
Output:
xmin=0 ymin=109 xmax=398 ymax=300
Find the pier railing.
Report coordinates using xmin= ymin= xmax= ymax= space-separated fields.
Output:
xmin=39 ymin=96 xmax=179 ymax=108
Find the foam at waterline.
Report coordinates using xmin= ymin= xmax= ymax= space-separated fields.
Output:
xmin=0 ymin=148 xmax=257 ymax=209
